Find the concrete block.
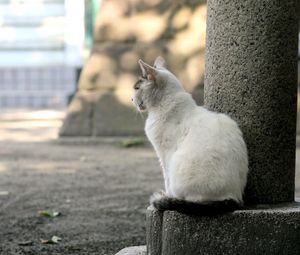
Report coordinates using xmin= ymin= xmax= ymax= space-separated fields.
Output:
xmin=147 ymin=204 xmax=300 ymax=255
xmin=92 ymin=91 xmax=144 ymax=136
xmin=115 ymin=245 xmax=146 ymax=255
xmin=59 ymin=91 xmax=95 ymax=136
xmin=59 ymin=90 xmax=145 ymax=136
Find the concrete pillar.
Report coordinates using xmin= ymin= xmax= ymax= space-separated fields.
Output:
xmin=204 ymin=0 xmax=299 ymax=204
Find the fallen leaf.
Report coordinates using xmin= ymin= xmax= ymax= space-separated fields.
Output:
xmin=40 ymin=236 xmax=62 ymax=244
xmin=51 ymin=236 xmax=62 ymax=243
xmin=52 ymin=211 xmax=60 ymax=217
xmin=38 ymin=210 xmax=61 ymax=218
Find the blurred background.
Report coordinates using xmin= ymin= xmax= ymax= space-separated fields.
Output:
xmin=0 ymin=1 xmax=299 ymax=254
xmin=0 ymin=0 xmax=91 ymax=109
xmin=1 ymin=0 xmax=299 ymax=139
xmin=0 ymin=0 xmax=208 ymax=140
xmin=0 ymin=0 xmax=98 ymax=141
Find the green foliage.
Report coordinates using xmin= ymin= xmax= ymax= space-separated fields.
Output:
xmin=120 ymin=138 xmax=145 ymax=148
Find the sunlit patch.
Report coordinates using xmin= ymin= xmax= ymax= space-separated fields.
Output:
xmin=130 ymin=0 xmax=161 ymax=6
xmin=120 ymin=51 xmax=139 ymax=71
xmin=69 ymin=97 xmax=83 ymax=113
xmin=96 ymin=8 xmax=166 ymax=43
xmin=174 ymin=53 xmax=204 ymax=92
xmin=0 ymin=110 xmax=64 ymax=142
xmin=0 ymin=110 xmax=65 ymax=121
xmin=79 ymin=54 xmax=117 ymax=90
xmin=28 ymin=162 xmax=77 ymax=174
xmin=132 ymin=11 xmax=166 ymax=42
xmin=168 ymin=5 xmax=206 ymax=55
xmin=0 ymin=164 xmax=8 ymax=173
xmin=172 ymin=7 xmax=192 ymax=29
xmin=115 ymin=73 xmax=136 ymax=107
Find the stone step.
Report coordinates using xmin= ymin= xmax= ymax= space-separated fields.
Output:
xmin=146 ymin=204 xmax=300 ymax=255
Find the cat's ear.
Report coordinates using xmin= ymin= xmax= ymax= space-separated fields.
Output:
xmin=138 ymin=59 xmax=157 ymax=81
xmin=154 ymin=56 xmax=166 ymax=69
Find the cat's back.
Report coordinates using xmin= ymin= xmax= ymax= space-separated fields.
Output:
xmin=191 ymin=107 xmax=241 ymax=134
xmin=180 ymin=106 xmax=248 ymax=179
xmin=186 ymin=106 xmax=246 ymax=153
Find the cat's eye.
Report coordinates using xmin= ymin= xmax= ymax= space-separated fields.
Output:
xmin=134 ymin=77 xmax=145 ymax=90
xmin=134 ymin=81 xmax=140 ymax=90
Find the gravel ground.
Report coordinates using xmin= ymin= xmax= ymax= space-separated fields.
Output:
xmin=0 ymin=140 xmax=162 ymax=255
xmin=0 ymin=110 xmax=162 ymax=255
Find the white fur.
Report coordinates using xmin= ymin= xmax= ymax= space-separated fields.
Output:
xmin=134 ymin=58 xmax=248 ymax=203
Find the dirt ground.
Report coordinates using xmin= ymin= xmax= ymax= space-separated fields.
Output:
xmin=0 ymin=109 xmax=300 ymax=255
xmin=0 ymin=110 xmax=162 ymax=255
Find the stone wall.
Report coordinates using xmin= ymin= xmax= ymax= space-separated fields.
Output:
xmin=59 ymin=0 xmax=207 ymax=136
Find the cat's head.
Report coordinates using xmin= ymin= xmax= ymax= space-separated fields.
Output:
xmin=132 ymin=56 xmax=182 ymax=112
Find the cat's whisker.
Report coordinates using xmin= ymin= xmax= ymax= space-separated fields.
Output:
xmin=132 ymin=108 xmax=146 ymax=120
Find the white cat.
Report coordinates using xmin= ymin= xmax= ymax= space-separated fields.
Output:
xmin=132 ymin=56 xmax=248 ymax=215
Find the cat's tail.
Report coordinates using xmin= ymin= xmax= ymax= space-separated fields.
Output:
xmin=150 ymin=192 xmax=242 ymax=216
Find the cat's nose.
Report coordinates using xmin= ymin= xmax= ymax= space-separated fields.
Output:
xmin=131 ymin=98 xmax=133 ymax=102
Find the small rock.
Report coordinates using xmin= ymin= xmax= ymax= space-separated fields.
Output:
xmin=0 ymin=191 xmax=9 ymax=196
xmin=115 ymin=245 xmax=146 ymax=255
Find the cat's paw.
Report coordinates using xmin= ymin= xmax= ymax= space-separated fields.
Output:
xmin=150 ymin=190 xmax=166 ymax=205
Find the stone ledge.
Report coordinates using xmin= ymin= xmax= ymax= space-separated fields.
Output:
xmin=147 ymin=203 xmax=300 ymax=255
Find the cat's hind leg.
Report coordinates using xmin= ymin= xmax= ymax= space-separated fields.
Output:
xmin=165 ymin=178 xmax=173 ymax=196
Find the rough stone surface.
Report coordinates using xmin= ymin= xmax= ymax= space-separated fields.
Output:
xmin=204 ymin=0 xmax=299 ymax=204
xmin=147 ymin=205 xmax=300 ymax=255
xmin=60 ymin=0 xmax=207 ymax=136
xmin=115 ymin=246 xmax=146 ymax=255
xmin=146 ymin=206 xmax=163 ymax=255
